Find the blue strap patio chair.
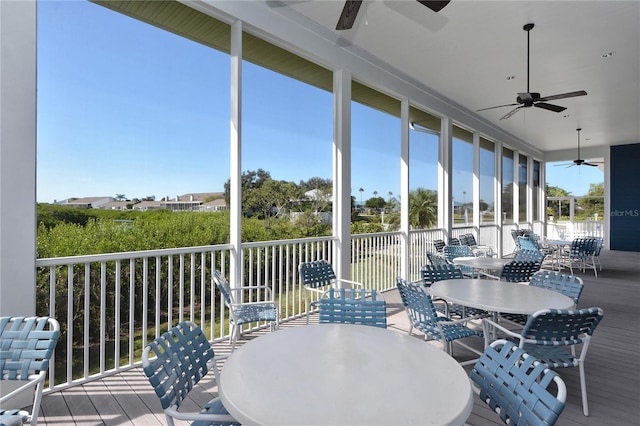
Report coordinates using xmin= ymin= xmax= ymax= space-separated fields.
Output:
xmin=396 ymin=277 xmax=483 ymax=364
xmin=460 ymin=233 xmax=494 ymax=257
xmin=426 ymin=251 xmax=450 ymax=267
xmin=316 ymin=288 xmax=387 ymax=328
xmin=592 ymin=236 xmax=604 ymax=272
xmin=448 ymin=237 xmax=461 ymax=246
xmin=298 ymin=260 xmax=364 ymax=324
xmin=142 ymin=321 xmax=239 ymax=426
xmin=442 ymin=244 xmax=476 ymax=277
xmin=470 ymin=340 xmax=567 ymax=426
xmin=212 ymin=270 xmax=279 ymax=351
xmin=499 ymin=260 xmax=542 ymax=282
xmin=0 ymin=316 xmax=60 ymax=426
xmin=482 ymin=307 xmax=604 ymax=416
xmin=432 ymin=239 xmax=446 ymax=253
xmin=513 ymin=248 xmax=546 ymax=263
xmin=500 ymin=269 xmax=584 ymax=326
xmin=561 ymin=237 xmax=599 ymax=277
xmin=419 ymin=264 xmax=488 ymax=318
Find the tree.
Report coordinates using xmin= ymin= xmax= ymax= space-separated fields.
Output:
xmin=358 ymin=188 xmax=364 ymax=209
xmin=224 ymin=169 xmax=272 ymax=214
xmin=546 ymin=184 xmax=572 ymax=219
xmin=409 ymin=188 xmax=437 ymax=229
xmin=365 ymin=196 xmax=386 ymax=212
xmin=115 ymin=194 xmax=126 ymax=201
xmin=245 ymin=178 xmax=300 ymax=227
xmin=299 ymin=177 xmax=332 ymax=193
xmin=578 ymin=182 xmax=604 ymax=219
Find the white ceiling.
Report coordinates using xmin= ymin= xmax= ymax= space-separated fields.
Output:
xmin=268 ymin=0 xmax=639 ymax=160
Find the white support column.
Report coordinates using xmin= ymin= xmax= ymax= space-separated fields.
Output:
xmin=472 ymin=133 xmax=480 ymax=232
xmin=495 ymin=142 xmax=503 ymax=256
xmin=400 ymin=99 xmax=410 ymax=279
xmin=333 ymin=69 xmax=352 ymax=283
xmin=229 ymin=20 xmax=243 ymax=287
xmin=512 ymin=149 xmax=520 ymax=225
xmin=603 ymin=147 xmax=611 ymax=249
xmin=0 ymin=1 xmax=37 ymax=316
xmin=438 ymin=118 xmax=453 ymax=237
xmin=527 ymin=156 xmax=534 ymax=226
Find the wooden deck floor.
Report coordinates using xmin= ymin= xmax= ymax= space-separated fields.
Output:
xmin=37 ymin=249 xmax=640 ymax=425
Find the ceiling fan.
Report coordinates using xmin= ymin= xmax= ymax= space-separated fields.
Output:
xmin=336 ymin=0 xmax=450 ymax=30
xmin=555 ymin=128 xmax=603 ymax=167
xmin=477 ymin=23 xmax=587 ymax=120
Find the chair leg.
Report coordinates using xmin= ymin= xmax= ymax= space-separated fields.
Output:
xmin=579 ymin=362 xmax=589 ymax=416
xmin=230 ymin=324 xmax=238 ymax=351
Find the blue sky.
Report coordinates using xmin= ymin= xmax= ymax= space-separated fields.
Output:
xmin=36 ymin=1 xmax=602 ymax=204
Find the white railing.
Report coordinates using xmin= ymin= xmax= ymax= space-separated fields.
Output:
xmin=547 ymin=220 xmax=604 ymax=240
xmin=35 ymin=232 xmax=417 ymax=392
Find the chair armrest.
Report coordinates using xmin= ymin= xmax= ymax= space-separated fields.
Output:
xmin=165 ymin=401 xmax=237 ymax=423
xmin=228 ymin=286 xmax=273 ymax=300
xmin=334 ymin=278 xmax=364 ymax=288
xmin=0 ymin=372 xmax=46 ymax=403
xmin=481 ymin=318 xmax=524 ymax=342
xmin=438 ymin=314 xmax=486 ymax=327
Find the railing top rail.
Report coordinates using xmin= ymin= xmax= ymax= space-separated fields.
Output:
xmin=351 ymin=231 xmax=402 ymax=239
xmin=241 ymin=236 xmax=335 ymax=249
xmin=36 ymin=243 xmax=234 ymax=267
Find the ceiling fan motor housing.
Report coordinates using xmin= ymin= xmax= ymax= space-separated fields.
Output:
xmin=516 ymin=92 xmax=541 ymax=106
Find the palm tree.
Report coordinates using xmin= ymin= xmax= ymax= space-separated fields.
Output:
xmin=409 ymin=188 xmax=438 ymax=229
xmin=115 ymin=194 xmax=126 ymax=201
xmin=358 ymin=188 xmax=364 ymax=208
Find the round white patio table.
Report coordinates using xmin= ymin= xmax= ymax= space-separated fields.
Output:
xmin=218 ymin=323 xmax=473 ymax=426
xmin=431 ymin=278 xmax=574 ymax=322
xmin=452 ymin=256 xmax=511 ymax=271
xmin=430 ymin=279 xmax=575 ymax=341
xmin=431 ymin=279 xmax=574 ymax=315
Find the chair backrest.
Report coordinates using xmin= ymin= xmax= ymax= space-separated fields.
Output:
xmin=513 ymin=248 xmax=546 ymax=263
xmin=0 ymin=317 xmax=60 ymax=381
xmin=432 ymin=239 xmax=446 ymax=253
xmin=570 ymin=237 xmax=598 ymax=258
xmin=421 ymin=264 xmax=464 ymax=286
xmin=470 ymin=340 xmax=566 ymax=426
xmin=396 ymin=277 xmax=440 ymax=325
xmin=212 ymin=269 xmax=234 ymax=305
xmin=142 ymin=321 xmax=214 ymax=410
xmin=529 ymin=270 xmax=584 ymax=304
xmin=442 ymin=244 xmax=474 ymax=262
xmin=460 ymin=233 xmax=478 ymax=247
xmin=317 ymin=288 xmax=387 ymax=328
xmin=426 ymin=251 xmax=450 ymax=267
xmin=522 ymin=307 xmax=604 ymax=346
xmin=518 ymin=235 xmax=540 ymax=251
xmin=448 ymin=237 xmax=461 ymax=246
xmin=591 ymin=236 xmax=604 ymax=256
xmin=500 ymin=260 xmax=542 ymax=282
xmin=298 ymin=260 xmax=337 ymax=290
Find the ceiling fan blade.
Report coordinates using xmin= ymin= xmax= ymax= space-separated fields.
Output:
xmin=534 ymin=102 xmax=566 ymax=113
xmin=336 ymin=0 xmax=362 ymax=30
xmin=583 ymin=162 xmax=601 ymax=167
xmin=538 ymin=90 xmax=588 ymax=102
xmin=500 ymin=106 xmax=523 ymax=120
xmin=477 ymin=103 xmax=519 ymax=112
xmin=416 ymin=0 xmax=451 ymax=13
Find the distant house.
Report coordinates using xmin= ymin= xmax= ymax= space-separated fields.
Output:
xmin=201 ymin=198 xmax=228 ymax=212
xmin=132 ymin=200 xmax=162 ymax=211
xmin=160 ymin=193 xmax=223 ymax=211
xmin=98 ymin=201 xmax=130 ymax=211
xmin=58 ymin=197 xmax=114 ymax=208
